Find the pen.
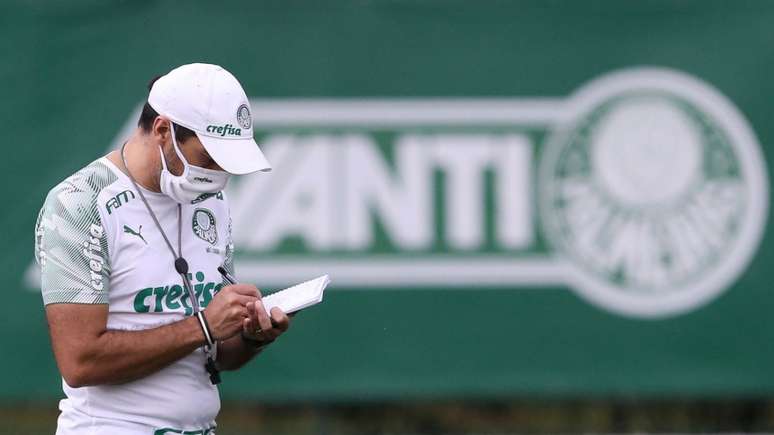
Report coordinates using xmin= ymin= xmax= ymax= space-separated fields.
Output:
xmin=217 ymin=266 xmax=237 ymax=285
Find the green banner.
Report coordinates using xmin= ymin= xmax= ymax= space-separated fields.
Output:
xmin=4 ymin=0 xmax=774 ymax=401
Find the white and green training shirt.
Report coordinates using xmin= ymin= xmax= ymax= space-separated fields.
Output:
xmin=34 ymin=156 xmax=236 ymax=435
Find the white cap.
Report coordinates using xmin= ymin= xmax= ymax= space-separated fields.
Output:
xmin=148 ymin=63 xmax=271 ymax=175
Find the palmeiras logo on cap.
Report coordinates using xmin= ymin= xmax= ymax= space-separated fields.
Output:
xmin=192 ymin=208 xmax=218 ymax=245
xmin=236 ymin=104 xmax=251 ymax=129
xmin=539 ymin=68 xmax=768 ymax=318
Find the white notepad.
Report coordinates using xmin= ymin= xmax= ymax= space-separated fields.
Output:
xmin=262 ymin=275 xmax=330 ymax=315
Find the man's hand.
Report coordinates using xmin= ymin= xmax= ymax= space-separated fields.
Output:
xmin=203 ymin=284 xmax=259 ymax=340
xmin=242 ymin=301 xmax=291 ymax=344
xmin=215 ymin=285 xmax=291 ymax=370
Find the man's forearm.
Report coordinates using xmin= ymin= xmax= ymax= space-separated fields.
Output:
xmin=217 ymin=334 xmax=264 ymax=371
xmin=47 ymin=286 xmax=259 ymax=388
xmin=61 ymin=316 xmax=206 ymax=387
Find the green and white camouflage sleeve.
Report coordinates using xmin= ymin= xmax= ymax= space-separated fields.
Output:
xmin=34 ymin=162 xmax=116 ymax=305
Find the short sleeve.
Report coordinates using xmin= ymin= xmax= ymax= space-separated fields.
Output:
xmin=34 ymin=165 xmax=114 ymax=305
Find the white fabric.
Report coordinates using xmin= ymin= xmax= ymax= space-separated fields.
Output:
xmin=54 ymin=157 xmax=234 ymax=434
xmin=148 ymin=63 xmax=271 ymax=175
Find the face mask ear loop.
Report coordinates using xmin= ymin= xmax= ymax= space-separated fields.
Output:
xmin=162 ymin=121 xmax=191 ymax=178
xmin=158 ymin=145 xmax=171 ymax=172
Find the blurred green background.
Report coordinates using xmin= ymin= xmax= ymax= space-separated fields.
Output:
xmin=3 ymin=0 xmax=774 ymax=433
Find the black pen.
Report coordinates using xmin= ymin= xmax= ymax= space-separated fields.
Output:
xmin=217 ymin=266 xmax=237 ymax=285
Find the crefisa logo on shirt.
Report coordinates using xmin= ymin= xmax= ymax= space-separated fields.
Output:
xmin=133 ymin=271 xmax=223 ymax=315
xmin=93 ymin=67 xmax=768 ymax=319
xmin=83 ymin=223 xmax=106 ymax=291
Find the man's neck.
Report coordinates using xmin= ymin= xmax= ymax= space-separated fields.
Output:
xmin=107 ymin=130 xmax=162 ymax=192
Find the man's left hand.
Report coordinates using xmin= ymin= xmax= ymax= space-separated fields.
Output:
xmin=242 ymin=296 xmax=290 ymax=345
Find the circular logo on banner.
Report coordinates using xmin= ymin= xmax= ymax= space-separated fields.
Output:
xmin=236 ymin=104 xmax=252 ymax=129
xmin=539 ymin=68 xmax=768 ymax=318
xmin=192 ymin=208 xmax=218 ymax=245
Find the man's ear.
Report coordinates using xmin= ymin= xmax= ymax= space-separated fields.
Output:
xmin=151 ymin=117 xmax=171 ymax=142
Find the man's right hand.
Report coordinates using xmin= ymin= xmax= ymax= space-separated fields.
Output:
xmin=202 ymin=284 xmax=260 ymax=340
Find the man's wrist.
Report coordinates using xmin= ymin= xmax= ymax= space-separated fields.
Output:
xmin=196 ymin=311 xmax=215 ymax=347
xmin=184 ymin=316 xmax=209 ymax=348
xmin=240 ymin=331 xmax=274 ymax=351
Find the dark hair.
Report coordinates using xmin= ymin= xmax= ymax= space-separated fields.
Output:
xmin=137 ymin=75 xmax=197 ymax=143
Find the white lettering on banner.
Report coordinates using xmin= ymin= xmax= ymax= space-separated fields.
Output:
xmin=230 ymin=133 xmax=533 ymax=252
xmin=232 ymin=135 xmax=337 ymax=250
xmin=427 ymin=135 xmax=491 ymax=250
xmin=344 ymin=134 xmax=432 ymax=250
xmin=426 ymin=134 xmax=532 ymax=250
xmin=495 ymin=136 xmax=533 ymax=250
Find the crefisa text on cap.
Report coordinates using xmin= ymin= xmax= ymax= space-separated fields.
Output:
xmin=206 ymin=124 xmax=242 ymax=137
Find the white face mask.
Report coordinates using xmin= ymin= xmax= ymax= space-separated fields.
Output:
xmin=159 ymin=123 xmax=230 ymax=204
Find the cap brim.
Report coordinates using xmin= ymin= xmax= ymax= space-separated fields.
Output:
xmin=198 ymin=135 xmax=272 ymax=175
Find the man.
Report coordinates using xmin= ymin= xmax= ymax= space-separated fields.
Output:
xmin=34 ymin=63 xmax=289 ymax=434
